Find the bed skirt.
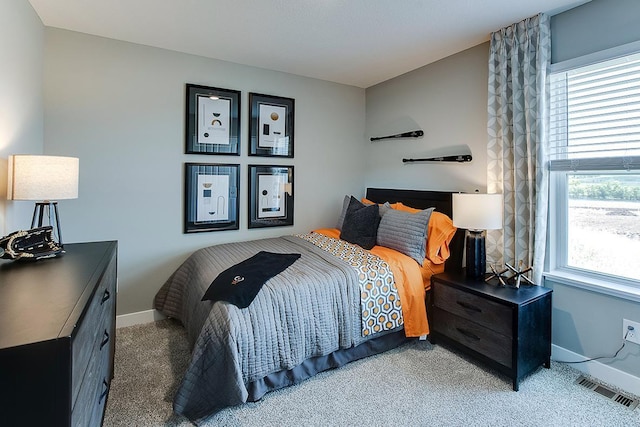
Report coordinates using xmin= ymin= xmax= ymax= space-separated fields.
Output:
xmin=246 ymin=329 xmax=408 ymax=402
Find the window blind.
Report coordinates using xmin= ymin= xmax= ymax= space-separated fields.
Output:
xmin=549 ymin=51 xmax=640 ymax=171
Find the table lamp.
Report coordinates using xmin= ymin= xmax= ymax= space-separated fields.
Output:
xmin=452 ymin=193 xmax=503 ymax=279
xmin=7 ymin=155 xmax=79 ymax=247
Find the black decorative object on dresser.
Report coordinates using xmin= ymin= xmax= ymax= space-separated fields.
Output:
xmin=429 ymin=270 xmax=552 ymax=391
xmin=0 ymin=241 xmax=118 ymax=426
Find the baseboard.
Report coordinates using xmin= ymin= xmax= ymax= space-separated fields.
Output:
xmin=116 ymin=309 xmax=166 ymax=328
xmin=552 ymin=344 xmax=640 ymax=397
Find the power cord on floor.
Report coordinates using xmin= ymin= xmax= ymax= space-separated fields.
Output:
xmin=552 ymin=328 xmax=631 ymax=364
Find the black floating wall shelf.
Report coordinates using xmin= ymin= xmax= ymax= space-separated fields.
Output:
xmin=370 ymin=130 xmax=424 ymax=142
xmin=403 ymin=154 xmax=472 ymax=163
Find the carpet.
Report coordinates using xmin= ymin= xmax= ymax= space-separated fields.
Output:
xmin=103 ymin=319 xmax=640 ymax=427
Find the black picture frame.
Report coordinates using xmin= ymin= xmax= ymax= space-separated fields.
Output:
xmin=249 ymin=93 xmax=294 ymax=157
xmin=248 ymin=165 xmax=294 ymax=228
xmin=184 ymin=163 xmax=240 ymax=233
xmin=185 ymin=84 xmax=241 ymax=155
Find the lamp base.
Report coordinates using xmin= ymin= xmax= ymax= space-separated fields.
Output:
xmin=465 ymin=229 xmax=486 ymax=280
xmin=31 ymin=202 xmax=64 ymax=248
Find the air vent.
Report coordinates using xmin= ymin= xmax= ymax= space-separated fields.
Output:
xmin=575 ymin=375 xmax=639 ymax=410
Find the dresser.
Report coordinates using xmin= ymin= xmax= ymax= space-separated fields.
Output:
xmin=429 ymin=271 xmax=552 ymax=391
xmin=0 ymin=241 xmax=117 ymax=426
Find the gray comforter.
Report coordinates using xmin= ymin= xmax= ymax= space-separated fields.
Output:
xmin=154 ymin=235 xmax=379 ymax=420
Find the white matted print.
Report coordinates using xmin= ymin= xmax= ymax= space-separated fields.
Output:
xmin=257 ymin=172 xmax=287 ymax=219
xmin=197 ymin=96 xmax=231 ymax=145
xmin=258 ymin=104 xmax=288 ymax=153
xmin=196 ymin=174 xmax=229 ymax=222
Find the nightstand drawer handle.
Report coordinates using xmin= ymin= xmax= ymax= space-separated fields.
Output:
xmin=101 ymin=289 xmax=111 ymax=305
xmin=456 ymin=327 xmax=480 ymax=341
xmin=99 ymin=330 xmax=110 ymax=350
xmin=456 ymin=300 xmax=482 ymax=313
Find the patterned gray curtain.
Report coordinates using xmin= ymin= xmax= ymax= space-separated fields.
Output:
xmin=486 ymin=14 xmax=550 ymax=285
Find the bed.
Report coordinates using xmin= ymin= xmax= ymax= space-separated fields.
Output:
xmin=154 ymin=188 xmax=464 ymax=421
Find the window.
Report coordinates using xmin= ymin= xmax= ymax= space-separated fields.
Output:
xmin=549 ymin=50 xmax=640 ymax=288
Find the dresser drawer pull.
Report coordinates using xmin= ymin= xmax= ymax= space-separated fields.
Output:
xmin=101 ymin=289 xmax=111 ymax=305
xmin=99 ymin=379 xmax=109 ymax=404
xmin=456 ymin=300 xmax=482 ymax=313
xmin=456 ymin=327 xmax=480 ymax=341
xmin=99 ymin=330 xmax=110 ymax=350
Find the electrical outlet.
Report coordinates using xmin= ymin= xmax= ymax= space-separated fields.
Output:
xmin=623 ymin=319 xmax=640 ymax=345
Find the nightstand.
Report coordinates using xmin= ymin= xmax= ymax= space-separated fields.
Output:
xmin=429 ymin=270 xmax=552 ymax=391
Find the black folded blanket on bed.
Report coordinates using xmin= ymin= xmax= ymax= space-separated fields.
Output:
xmin=201 ymin=251 xmax=301 ymax=308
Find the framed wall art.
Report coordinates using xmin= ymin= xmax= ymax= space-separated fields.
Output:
xmin=185 ymin=84 xmax=241 ymax=155
xmin=249 ymin=93 xmax=294 ymax=157
xmin=248 ymin=164 xmax=294 ymax=228
xmin=184 ymin=163 xmax=240 ymax=233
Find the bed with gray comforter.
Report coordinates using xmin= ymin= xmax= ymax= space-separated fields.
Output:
xmin=154 ymin=188 xmax=464 ymax=421
xmin=154 ymin=234 xmax=404 ymax=421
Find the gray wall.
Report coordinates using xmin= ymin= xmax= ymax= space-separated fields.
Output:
xmin=548 ymin=0 xmax=640 ymax=382
xmin=0 ymin=1 xmax=44 ymax=235
xmin=43 ymin=28 xmax=366 ymax=315
xmin=364 ymin=43 xmax=489 ymax=194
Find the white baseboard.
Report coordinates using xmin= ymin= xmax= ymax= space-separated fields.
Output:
xmin=116 ymin=309 xmax=166 ymax=329
xmin=552 ymin=344 xmax=640 ymax=397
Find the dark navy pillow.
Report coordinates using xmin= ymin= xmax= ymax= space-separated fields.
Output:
xmin=339 ymin=197 xmax=380 ymax=250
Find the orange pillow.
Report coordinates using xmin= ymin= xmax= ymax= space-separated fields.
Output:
xmin=426 ymin=211 xmax=457 ymax=264
xmin=393 ymin=202 xmax=420 ymax=213
xmin=362 ymin=198 xmax=402 ymax=210
xmin=361 ymin=197 xmax=374 ymax=205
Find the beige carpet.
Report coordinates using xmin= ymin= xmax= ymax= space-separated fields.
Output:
xmin=103 ymin=319 xmax=640 ymax=427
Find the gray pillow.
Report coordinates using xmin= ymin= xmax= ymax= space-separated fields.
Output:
xmin=376 ymin=207 xmax=434 ymax=264
xmin=336 ymin=195 xmax=351 ymax=230
xmin=378 ymin=201 xmax=392 ymax=217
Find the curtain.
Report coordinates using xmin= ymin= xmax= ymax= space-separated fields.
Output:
xmin=486 ymin=14 xmax=550 ymax=285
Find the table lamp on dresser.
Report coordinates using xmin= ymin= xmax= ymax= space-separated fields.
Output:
xmin=7 ymin=154 xmax=79 ymax=247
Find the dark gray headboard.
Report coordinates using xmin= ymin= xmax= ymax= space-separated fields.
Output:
xmin=365 ymin=188 xmax=464 ymax=272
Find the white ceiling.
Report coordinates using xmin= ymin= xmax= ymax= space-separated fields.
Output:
xmin=28 ymin=0 xmax=586 ymax=88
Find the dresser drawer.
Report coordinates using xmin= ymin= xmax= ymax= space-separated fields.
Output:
xmin=71 ymin=321 xmax=112 ymax=427
xmin=433 ymin=308 xmax=512 ymax=367
xmin=433 ymin=282 xmax=512 ymax=337
xmin=89 ymin=361 xmax=112 ymax=427
xmin=71 ymin=255 xmax=116 ymax=405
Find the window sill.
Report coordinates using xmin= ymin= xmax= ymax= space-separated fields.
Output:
xmin=544 ymin=270 xmax=640 ymax=303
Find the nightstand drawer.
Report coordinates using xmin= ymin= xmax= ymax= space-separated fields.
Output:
xmin=433 ymin=282 xmax=512 ymax=337
xmin=433 ymin=308 xmax=512 ymax=367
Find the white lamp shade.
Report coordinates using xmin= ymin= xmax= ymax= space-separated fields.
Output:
xmin=452 ymin=193 xmax=503 ymax=230
xmin=8 ymin=155 xmax=79 ymax=201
